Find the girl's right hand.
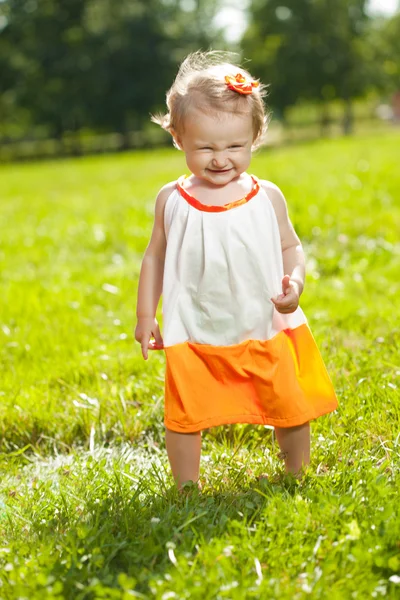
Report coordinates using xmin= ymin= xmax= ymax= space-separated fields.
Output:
xmin=134 ymin=317 xmax=164 ymax=360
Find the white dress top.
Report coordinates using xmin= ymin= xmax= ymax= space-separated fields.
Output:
xmin=162 ymin=175 xmax=306 ymax=347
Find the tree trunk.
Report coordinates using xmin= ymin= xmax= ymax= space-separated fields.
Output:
xmin=343 ymin=98 xmax=353 ymax=135
xmin=320 ymin=105 xmax=330 ymax=137
xmin=53 ymin=121 xmax=65 ymax=156
xmin=117 ymin=116 xmax=131 ymax=151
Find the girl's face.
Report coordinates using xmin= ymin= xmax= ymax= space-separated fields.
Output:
xmin=175 ymin=109 xmax=254 ymax=186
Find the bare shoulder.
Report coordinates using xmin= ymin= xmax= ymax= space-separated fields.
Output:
xmin=258 ymin=179 xmax=288 ymax=213
xmin=156 ymin=180 xmax=178 ymax=206
xmin=154 ymin=180 xmax=178 ymax=220
xmin=147 ymin=181 xmax=178 ymax=249
xmin=259 ymin=179 xmax=282 ymax=195
xmin=259 ymin=178 xmax=300 ymax=248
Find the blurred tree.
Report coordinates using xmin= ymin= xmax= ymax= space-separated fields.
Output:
xmin=0 ymin=0 xmax=224 ymax=143
xmin=242 ymin=0 xmax=371 ymax=133
xmin=82 ymin=0 xmax=224 ymax=146
xmin=0 ymin=3 xmax=20 ymax=137
xmin=1 ymin=0 xmax=90 ymax=143
xmin=367 ymin=11 xmax=400 ymax=94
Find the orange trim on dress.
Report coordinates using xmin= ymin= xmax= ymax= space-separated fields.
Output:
xmin=177 ymin=175 xmax=260 ymax=213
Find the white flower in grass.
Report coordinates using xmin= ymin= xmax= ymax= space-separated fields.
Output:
xmin=73 ymin=394 xmax=99 ymax=409
xmin=166 ymin=542 xmax=177 ymax=567
xmin=372 ymin=582 xmax=387 ymax=596
xmin=222 ymin=545 xmax=234 ymax=557
xmin=220 ymin=582 xmax=239 ymax=591
xmin=79 ymin=393 xmax=99 ymax=406
xmin=112 ymin=253 xmax=124 ymax=265
xmin=93 ymin=225 xmax=106 ymax=242
xmin=102 ymin=283 xmax=119 ymax=295
xmin=254 ymin=557 xmax=263 ymax=586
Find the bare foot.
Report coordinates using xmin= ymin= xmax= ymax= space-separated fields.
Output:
xmin=178 ymin=480 xmax=202 ymax=495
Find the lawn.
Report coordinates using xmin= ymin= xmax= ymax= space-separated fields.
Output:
xmin=0 ymin=131 xmax=399 ymax=599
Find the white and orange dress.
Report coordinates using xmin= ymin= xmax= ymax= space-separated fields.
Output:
xmin=162 ymin=175 xmax=338 ymax=433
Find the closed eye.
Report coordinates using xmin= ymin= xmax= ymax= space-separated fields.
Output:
xmin=229 ymin=145 xmax=242 ymax=149
xmin=199 ymin=147 xmax=212 ymax=150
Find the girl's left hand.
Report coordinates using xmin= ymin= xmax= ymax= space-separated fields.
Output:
xmin=271 ymin=275 xmax=300 ymax=314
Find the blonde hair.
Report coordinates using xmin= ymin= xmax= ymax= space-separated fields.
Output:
xmin=152 ymin=51 xmax=269 ymax=149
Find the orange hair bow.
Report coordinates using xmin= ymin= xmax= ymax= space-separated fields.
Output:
xmin=225 ymin=73 xmax=260 ymax=95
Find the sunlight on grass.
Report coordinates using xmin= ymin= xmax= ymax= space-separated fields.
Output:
xmin=0 ymin=132 xmax=399 ymax=598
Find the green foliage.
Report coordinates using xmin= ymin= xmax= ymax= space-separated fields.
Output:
xmin=367 ymin=12 xmax=400 ymax=92
xmin=243 ymin=0 xmax=371 ymax=115
xmin=0 ymin=133 xmax=400 ymax=598
xmin=0 ymin=0 xmax=224 ymax=140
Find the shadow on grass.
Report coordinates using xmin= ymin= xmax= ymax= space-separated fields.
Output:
xmin=47 ymin=471 xmax=303 ymax=599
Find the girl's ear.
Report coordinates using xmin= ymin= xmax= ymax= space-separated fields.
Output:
xmin=171 ymin=128 xmax=183 ymax=150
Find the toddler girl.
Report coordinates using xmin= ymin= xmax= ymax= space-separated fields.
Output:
xmin=135 ymin=51 xmax=338 ymax=488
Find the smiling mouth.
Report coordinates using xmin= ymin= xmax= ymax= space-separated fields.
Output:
xmin=209 ymin=168 xmax=232 ymax=173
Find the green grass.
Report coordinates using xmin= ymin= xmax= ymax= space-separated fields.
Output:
xmin=0 ymin=131 xmax=399 ymax=599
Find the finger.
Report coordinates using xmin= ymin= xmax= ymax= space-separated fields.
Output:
xmin=282 ymin=274 xmax=291 ymax=294
xmin=271 ymin=293 xmax=285 ymax=304
xmin=140 ymin=338 xmax=149 ymax=360
xmin=275 ymin=304 xmax=296 ymax=314
xmin=272 ymin=297 xmax=298 ymax=311
xmin=272 ymin=293 xmax=296 ymax=307
xmin=153 ymin=326 xmax=164 ymax=347
xmin=276 ymin=296 xmax=296 ymax=308
xmin=275 ymin=304 xmax=297 ymax=313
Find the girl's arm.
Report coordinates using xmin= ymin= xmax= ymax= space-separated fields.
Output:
xmin=260 ymin=180 xmax=305 ymax=313
xmin=135 ymin=182 xmax=175 ymax=359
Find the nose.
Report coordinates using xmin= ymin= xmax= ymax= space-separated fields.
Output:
xmin=212 ymin=152 xmax=228 ymax=168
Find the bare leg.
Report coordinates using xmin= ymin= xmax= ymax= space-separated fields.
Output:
xmin=274 ymin=422 xmax=310 ymax=476
xmin=165 ymin=428 xmax=201 ymax=488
